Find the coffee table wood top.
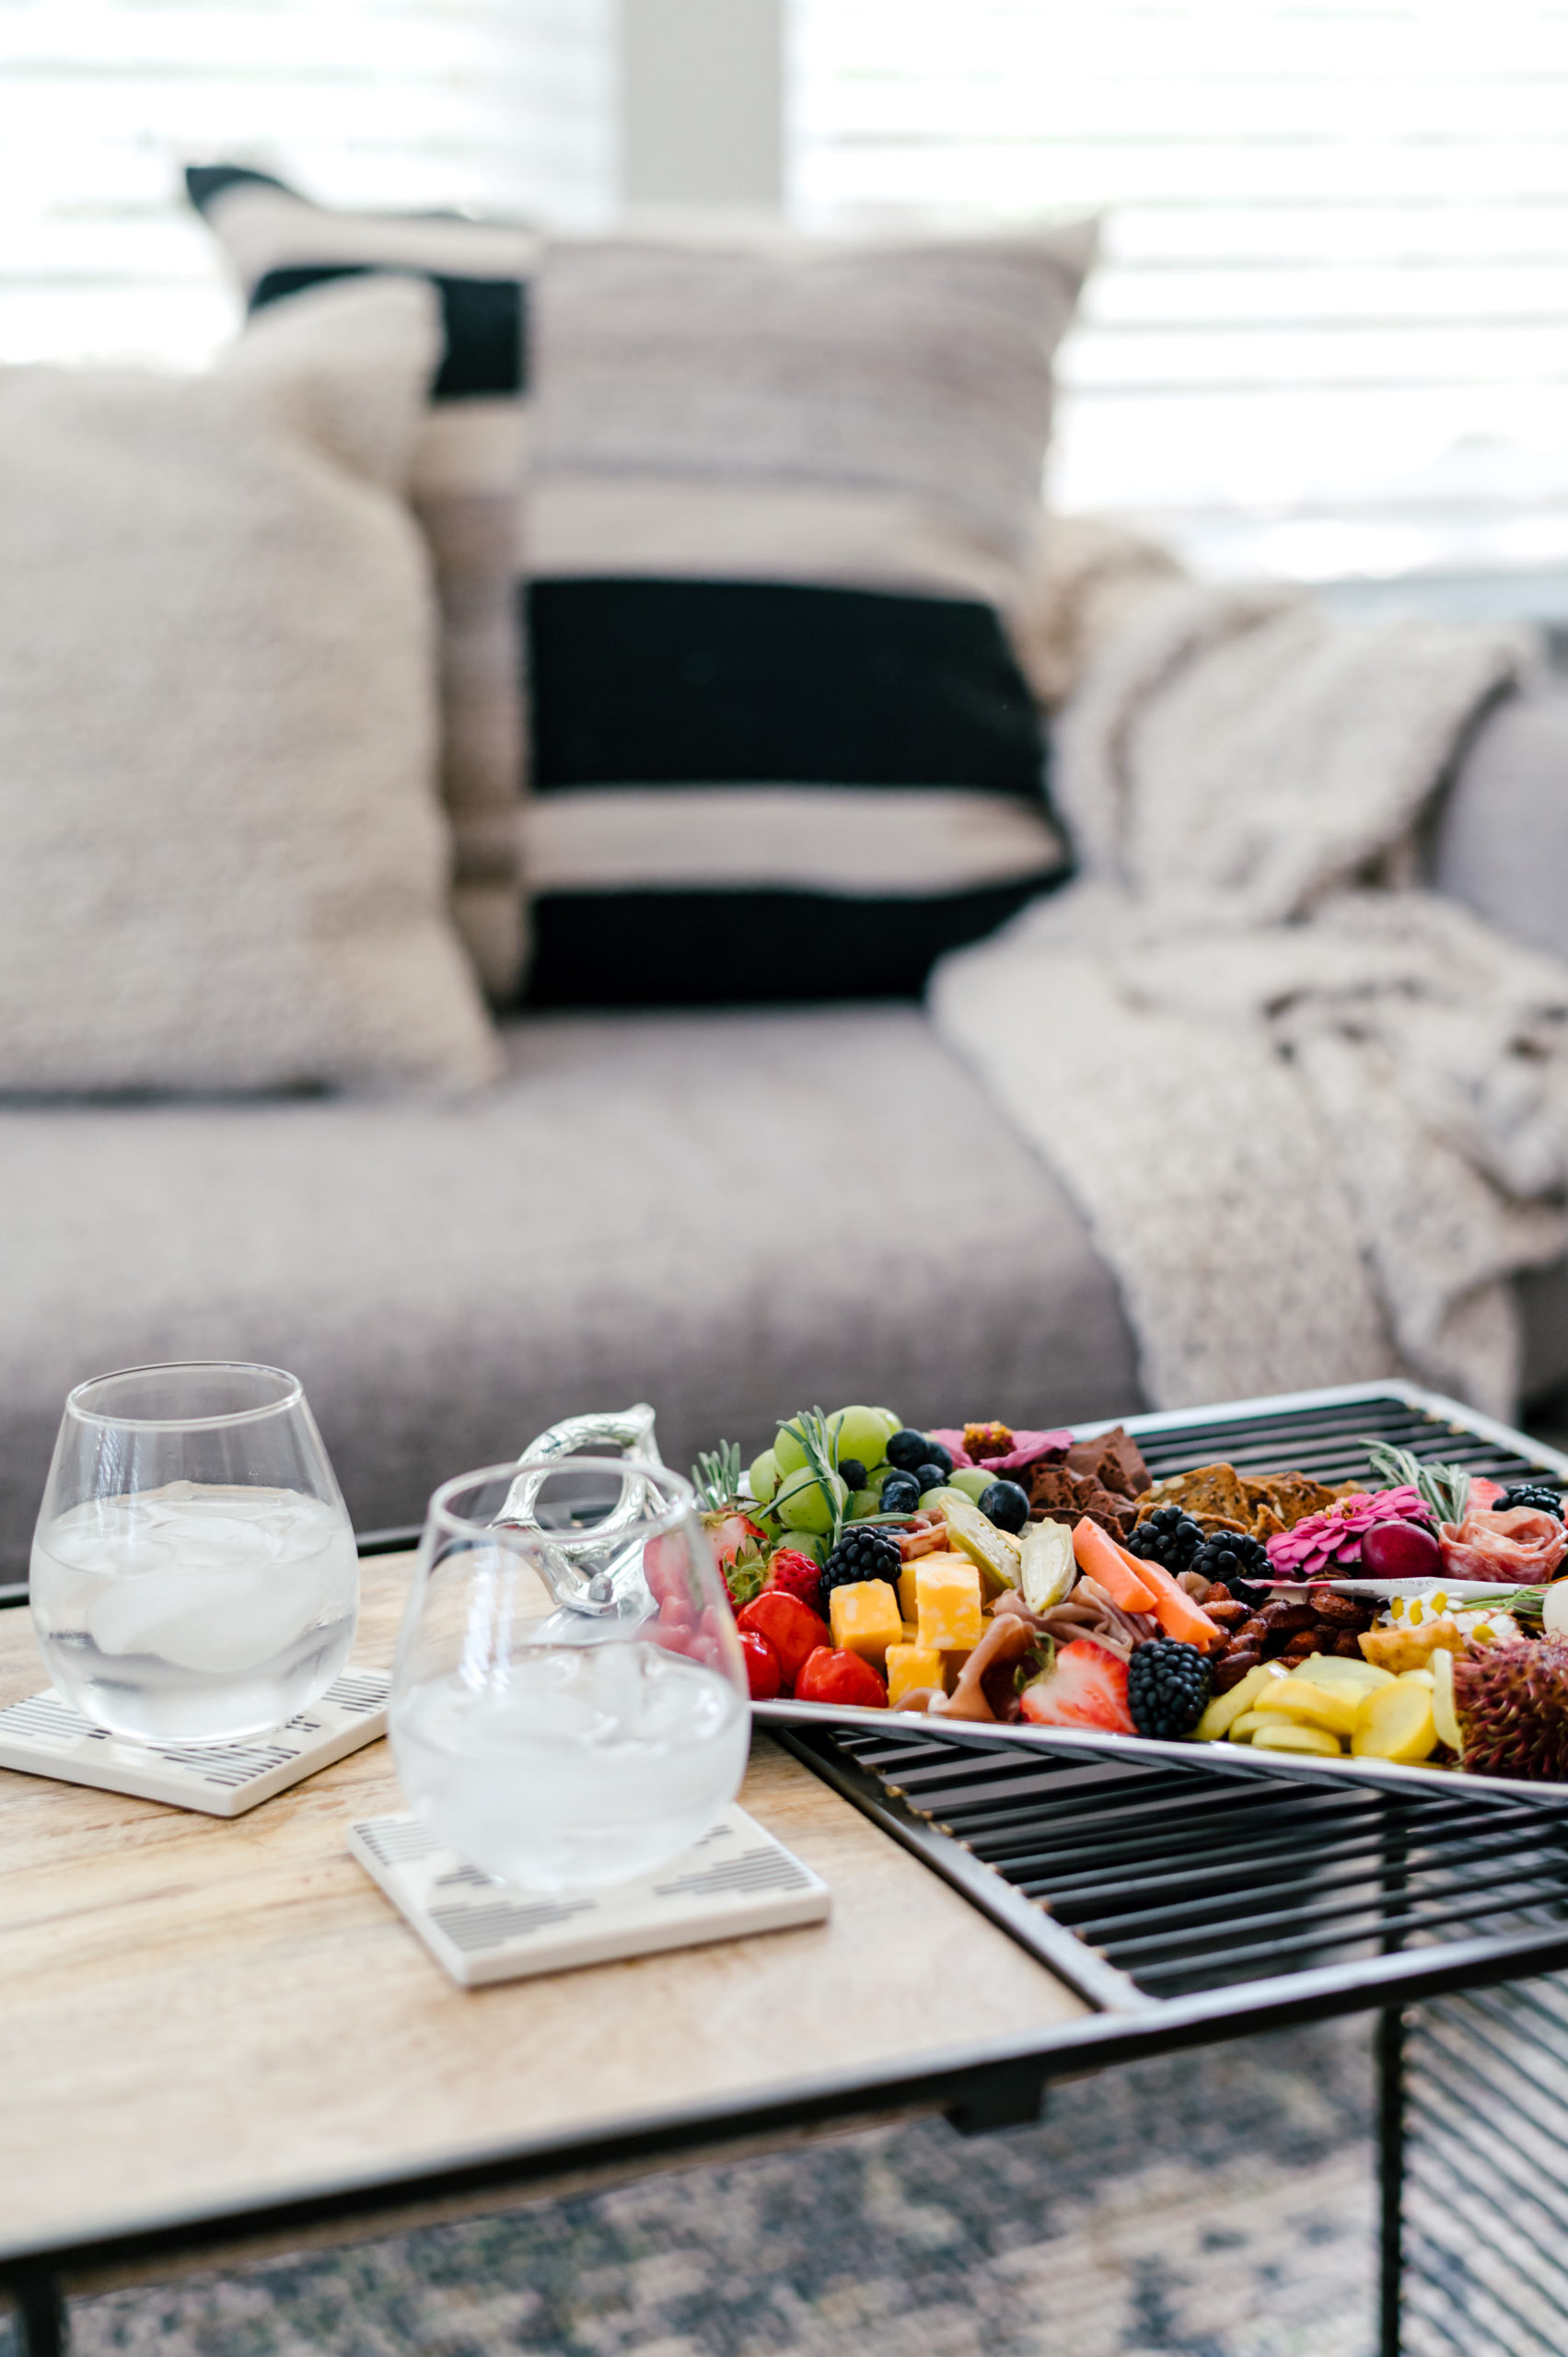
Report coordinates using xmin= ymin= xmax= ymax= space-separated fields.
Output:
xmin=0 ymin=1556 xmax=1087 ymax=2266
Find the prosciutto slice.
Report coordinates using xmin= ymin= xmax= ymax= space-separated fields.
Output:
xmin=1439 ymin=1506 xmax=1567 ymax=1585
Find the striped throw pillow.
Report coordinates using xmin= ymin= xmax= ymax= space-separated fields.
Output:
xmin=521 ymin=222 xmax=1095 ymax=1004
xmin=187 ymin=166 xmax=537 ymax=1000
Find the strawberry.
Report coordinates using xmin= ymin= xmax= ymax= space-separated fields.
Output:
xmin=795 ymin=1646 xmax=888 ymax=1711
xmin=705 ymin=1508 xmax=766 ymax=1571
xmin=738 ymin=1629 xmax=782 ymax=1701
xmin=736 ymin=1592 xmax=830 ymax=1688
xmin=1018 ymin=1638 xmax=1133 ymax=1735
xmin=766 ymin=1547 xmax=824 ymax=1617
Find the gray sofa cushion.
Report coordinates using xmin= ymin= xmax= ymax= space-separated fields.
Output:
xmin=1434 ymin=680 xmax=1568 ymax=1399
xmin=1433 ymin=679 xmax=1568 ymax=965
xmin=0 ymin=1009 xmax=1141 ymax=1574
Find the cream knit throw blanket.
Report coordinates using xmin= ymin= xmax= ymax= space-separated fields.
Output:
xmin=931 ymin=581 xmax=1568 ymax=1417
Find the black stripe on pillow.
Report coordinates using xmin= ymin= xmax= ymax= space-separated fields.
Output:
xmin=524 ymin=877 xmax=1066 ymax=1007
xmin=528 ymin=579 xmax=1046 ymax=794
xmin=249 ymin=264 xmax=526 ymax=400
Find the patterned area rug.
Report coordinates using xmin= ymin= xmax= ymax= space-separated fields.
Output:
xmin=59 ymin=2018 xmax=1375 ymax=2357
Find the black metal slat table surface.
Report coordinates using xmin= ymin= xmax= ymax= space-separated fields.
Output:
xmin=770 ymin=1381 xmax=1568 ymax=2357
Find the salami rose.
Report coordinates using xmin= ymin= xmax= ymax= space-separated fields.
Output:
xmin=1440 ymin=1506 xmax=1568 ymax=1585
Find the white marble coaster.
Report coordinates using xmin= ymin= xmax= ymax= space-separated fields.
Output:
xmin=0 ymin=1669 xmax=389 ymax=1817
xmin=349 ymin=1804 xmax=830 ymax=1987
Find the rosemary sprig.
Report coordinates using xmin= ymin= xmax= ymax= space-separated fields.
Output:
xmin=773 ymin=1406 xmax=848 ymax=1553
xmin=691 ymin=1441 xmax=742 ymax=1515
xmin=1361 ymin=1438 xmax=1473 ymax=1528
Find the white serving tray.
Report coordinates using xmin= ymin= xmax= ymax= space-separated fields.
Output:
xmin=757 ymin=1378 xmax=1568 ymax=1812
xmin=349 ymin=1803 xmax=830 ymax=1985
xmin=0 ymin=1668 xmax=389 ymax=1816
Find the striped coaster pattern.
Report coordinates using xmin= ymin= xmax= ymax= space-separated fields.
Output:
xmin=0 ymin=1669 xmax=389 ymax=1817
xmin=349 ymin=1804 xmax=830 ymax=1987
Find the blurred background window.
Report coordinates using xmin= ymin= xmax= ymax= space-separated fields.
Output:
xmin=0 ymin=0 xmax=615 ymax=368
xmin=793 ymin=0 xmax=1568 ymax=603
xmin=9 ymin=0 xmax=1568 ymax=603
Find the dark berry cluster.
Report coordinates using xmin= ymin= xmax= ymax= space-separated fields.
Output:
xmin=881 ymin=1431 xmax=954 ymax=1514
xmin=1499 ymin=1483 xmax=1566 ymax=1521
xmin=1189 ymin=1527 xmax=1272 ymax=1597
xmin=1126 ymin=1638 xmax=1212 ymax=1739
xmin=819 ymin=1526 xmax=902 ymax=1612
xmin=1127 ymin=1505 xmax=1204 ymax=1574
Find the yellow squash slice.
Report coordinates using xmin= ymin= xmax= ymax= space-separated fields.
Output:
xmin=1351 ymin=1674 xmax=1439 ymax=1765
xmin=1254 ymin=1679 xmax=1364 ymax=1739
xmin=1250 ymin=1722 xmax=1344 ymax=1758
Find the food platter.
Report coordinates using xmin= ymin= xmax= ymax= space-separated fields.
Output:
xmin=696 ymin=1379 xmax=1568 ymax=1810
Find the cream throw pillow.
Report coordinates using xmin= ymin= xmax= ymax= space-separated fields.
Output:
xmin=0 ymin=277 xmax=502 ymax=1092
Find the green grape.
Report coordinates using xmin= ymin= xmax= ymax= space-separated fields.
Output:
xmin=873 ymin=1409 xmax=902 ymax=1441
xmin=773 ymin=1421 xmax=809 ymax=1476
xmin=749 ymin=1447 xmax=780 ymax=1504
xmin=828 ymin=1405 xmax=892 ymax=1471
xmin=775 ymin=1468 xmax=845 ymax=1535
xmin=949 ymin=1466 xmax=993 ymax=1504
xmin=772 ymin=1529 xmax=824 ymax=1566
xmin=848 ymin=1488 xmax=882 ymax=1520
xmin=920 ymin=1484 xmax=970 ymax=1515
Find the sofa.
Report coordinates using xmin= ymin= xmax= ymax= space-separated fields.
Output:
xmin=6 ymin=674 xmax=1567 ymax=1581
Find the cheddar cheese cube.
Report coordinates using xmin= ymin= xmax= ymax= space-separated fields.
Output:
xmin=886 ymin=1643 xmax=946 ymax=1708
xmin=898 ymin=1565 xmax=920 ymax=1623
xmin=915 ymin=1554 xmax=984 ymax=1652
xmin=829 ymin=1579 xmax=903 ymax=1666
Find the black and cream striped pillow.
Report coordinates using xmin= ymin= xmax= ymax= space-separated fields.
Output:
xmin=521 ymin=222 xmax=1094 ymax=1004
xmin=187 ymin=166 xmax=537 ymax=1000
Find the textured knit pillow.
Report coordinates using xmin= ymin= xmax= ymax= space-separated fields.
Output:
xmin=0 ymin=276 xmax=502 ymax=1094
xmin=521 ymin=220 xmax=1095 ymax=1004
xmin=188 ymin=165 xmax=537 ymax=998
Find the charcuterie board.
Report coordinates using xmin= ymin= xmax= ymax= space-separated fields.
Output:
xmin=683 ymin=1380 xmax=1568 ymax=1808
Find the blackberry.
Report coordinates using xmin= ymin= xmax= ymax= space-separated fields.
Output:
xmin=1190 ymin=1527 xmax=1273 ymax=1596
xmin=1499 ymin=1483 xmax=1566 ymax=1521
xmin=1127 ymin=1638 xmax=1212 ymax=1740
xmin=1128 ymin=1504 xmax=1204 ymax=1574
xmin=820 ymin=1526 xmax=902 ymax=1614
xmin=879 ymin=1471 xmax=921 ymax=1515
xmin=978 ymin=1479 xmax=1030 ymax=1534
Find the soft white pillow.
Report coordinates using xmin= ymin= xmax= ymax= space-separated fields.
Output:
xmin=0 ymin=277 xmax=502 ymax=1093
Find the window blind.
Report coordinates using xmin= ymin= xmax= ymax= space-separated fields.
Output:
xmin=791 ymin=0 xmax=1568 ymax=585
xmin=0 ymin=0 xmax=615 ymax=368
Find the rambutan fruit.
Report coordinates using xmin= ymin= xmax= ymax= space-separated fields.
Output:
xmin=1452 ymin=1638 xmax=1568 ymax=1783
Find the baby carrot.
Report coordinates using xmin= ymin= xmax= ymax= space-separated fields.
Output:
xmin=1072 ymin=1516 xmax=1157 ymax=1613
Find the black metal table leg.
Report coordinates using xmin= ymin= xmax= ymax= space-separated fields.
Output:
xmin=8 ymin=2266 xmax=65 ymax=2357
xmin=1377 ymin=2005 xmax=1405 ymax=2357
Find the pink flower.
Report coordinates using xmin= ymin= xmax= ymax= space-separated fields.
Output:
xmin=1265 ymin=1486 xmax=1432 ymax=1580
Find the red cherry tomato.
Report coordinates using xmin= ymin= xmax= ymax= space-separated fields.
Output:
xmin=738 ymin=1628 xmax=783 ymax=1701
xmin=736 ymin=1592 xmax=830 ymax=1686
xmin=795 ymin=1646 xmax=889 ymax=1711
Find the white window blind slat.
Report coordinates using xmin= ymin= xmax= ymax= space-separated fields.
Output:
xmin=794 ymin=0 xmax=1568 ymax=583
xmin=0 ymin=0 xmax=616 ymax=368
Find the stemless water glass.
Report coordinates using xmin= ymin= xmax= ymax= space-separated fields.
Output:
xmin=389 ymin=1457 xmax=749 ymax=1894
xmin=30 ymin=1363 xmax=359 ymax=1744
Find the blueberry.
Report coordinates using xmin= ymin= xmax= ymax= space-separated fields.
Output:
xmin=915 ymin=1462 xmax=949 ymax=1495
xmin=886 ymin=1429 xmax=934 ymax=1472
xmin=879 ymin=1471 xmax=921 ymax=1514
xmin=838 ymin=1457 xmax=867 ymax=1492
xmin=923 ymin=1438 xmax=955 ymax=1478
xmin=979 ymin=1480 xmax=1030 ymax=1534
